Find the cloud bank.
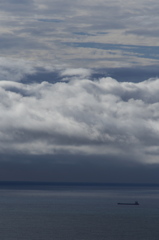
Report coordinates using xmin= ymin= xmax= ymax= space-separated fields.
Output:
xmin=0 ymin=69 xmax=159 ymax=164
xmin=0 ymin=0 xmax=159 ymax=68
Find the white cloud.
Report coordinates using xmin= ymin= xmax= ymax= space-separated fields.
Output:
xmin=0 ymin=57 xmax=61 ymax=81
xmin=0 ymin=74 xmax=159 ymax=164
xmin=60 ymin=68 xmax=92 ymax=79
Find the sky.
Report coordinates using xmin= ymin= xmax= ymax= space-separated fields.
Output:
xmin=0 ymin=0 xmax=159 ymax=183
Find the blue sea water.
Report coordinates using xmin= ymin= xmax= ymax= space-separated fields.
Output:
xmin=0 ymin=184 xmax=159 ymax=240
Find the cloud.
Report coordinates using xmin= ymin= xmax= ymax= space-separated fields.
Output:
xmin=0 ymin=0 xmax=34 ymax=16
xmin=64 ymin=42 xmax=159 ymax=61
xmin=60 ymin=68 xmax=92 ymax=79
xmin=0 ymin=58 xmax=62 ymax=82
xmin=0 ymin=0 xmax=159 ymax=69
xmin=0 ymin=70 xmax=159 ymax=165
xmin=1 ymin=0 xmax=159 ymax=182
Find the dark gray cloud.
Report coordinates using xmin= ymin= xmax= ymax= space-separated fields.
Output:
xmin=0 ymin=0 xmax=34 ymax=12
xmin=0 ymin=154 xmax=158 ymax=183
xmin=125 ymin=29 xmax=159 ymax=38
xmin=0 ymin=34 xmax=49 ymax=53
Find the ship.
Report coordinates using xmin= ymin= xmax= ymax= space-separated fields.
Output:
xmin=117 ymin=201 xmax=139 ymax=205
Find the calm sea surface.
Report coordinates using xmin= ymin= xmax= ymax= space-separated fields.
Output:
xmin=0 ymin=184 xmax=159 ymax=240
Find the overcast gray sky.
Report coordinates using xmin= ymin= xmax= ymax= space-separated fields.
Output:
xmin=0 ymin=0 xmax=159 ymax=183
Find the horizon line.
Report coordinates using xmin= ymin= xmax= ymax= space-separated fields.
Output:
xmin=0 ymin=181 xmax=158 ymax=187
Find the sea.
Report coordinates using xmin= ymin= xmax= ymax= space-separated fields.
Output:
xmin=0 ymin=182 xmax=159 ymax=240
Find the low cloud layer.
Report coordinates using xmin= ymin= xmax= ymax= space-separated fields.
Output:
xmin=0 ymin=68 xmax=159 ymax=165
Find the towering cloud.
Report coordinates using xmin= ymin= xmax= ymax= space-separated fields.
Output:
xmin=0 ymin=70 xmax=158 ymax=164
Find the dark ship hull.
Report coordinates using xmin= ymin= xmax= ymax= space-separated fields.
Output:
xmin=118 ymin=201 xmax=139 ymax=205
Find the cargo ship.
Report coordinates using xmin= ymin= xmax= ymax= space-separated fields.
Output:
xmin=117 ymin=201 xmax=139 ymax=205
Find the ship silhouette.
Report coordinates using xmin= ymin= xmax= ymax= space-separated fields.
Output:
xmin=117 ymin=201 xmax=139 ymax=205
